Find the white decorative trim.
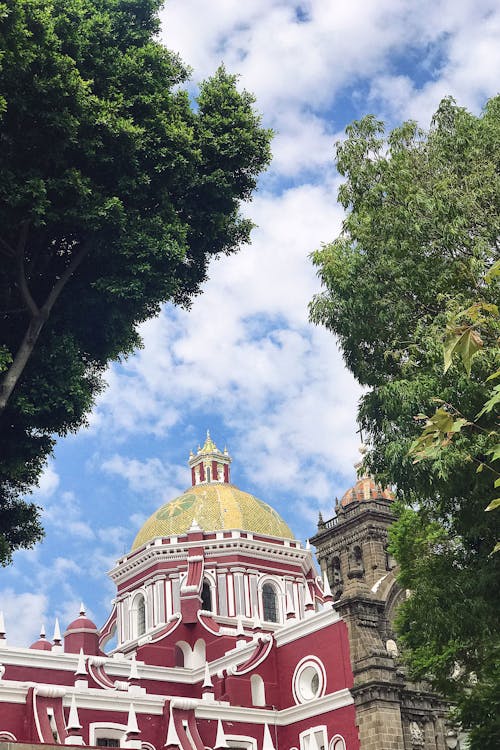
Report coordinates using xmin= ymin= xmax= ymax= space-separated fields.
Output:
xmin=292 ymin=656 xmax=326 ymax=705
xmin=89 ymin=721 xmax=127 ymax=747
xmin=274 ymin=608 xmax=339 ymax=646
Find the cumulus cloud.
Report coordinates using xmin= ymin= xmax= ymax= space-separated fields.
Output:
xmin=0 ymin=589 xmax=48 ymax=647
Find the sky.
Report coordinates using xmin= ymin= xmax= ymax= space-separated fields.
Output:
xmin=2 ymin=0 xmax=499 ymax=647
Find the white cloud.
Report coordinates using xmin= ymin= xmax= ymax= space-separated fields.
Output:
xmin=0 ymin=589 xmax=48 ymax=647
xmin=34 ymin=461 xmax=60 ymax=499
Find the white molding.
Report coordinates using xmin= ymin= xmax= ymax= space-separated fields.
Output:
xmin=194 ymin=688 xmax=353 ymax=724
xmin=110 ymin=538 xmax=314 ymax=586
xmin=274 ymin=608 xmax=339 ymax=646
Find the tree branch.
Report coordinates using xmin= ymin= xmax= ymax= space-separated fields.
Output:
xmin=0 ymin=239 xmax=92 ymax=414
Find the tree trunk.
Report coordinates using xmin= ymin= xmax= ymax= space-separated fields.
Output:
xmin=0 ymin=314 xmax=46 ymax=411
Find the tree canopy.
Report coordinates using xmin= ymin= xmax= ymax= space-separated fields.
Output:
xmin=310 ymin=96 xmax=500 ymax=748
xmin=0 ymin=0 xmax=272 ymax=564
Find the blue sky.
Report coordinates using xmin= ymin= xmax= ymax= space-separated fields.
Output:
xmin=2 ymin=0 xmax=499 ymax=647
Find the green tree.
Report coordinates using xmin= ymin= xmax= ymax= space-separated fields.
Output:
xmin=0 ymin=0 xmax=272 ymax=564
xmin=310 ymin=96 xmax=500 ymax=747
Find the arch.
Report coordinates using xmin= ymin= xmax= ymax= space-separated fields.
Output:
xmin=250 ymin=674 xmax=266 ymax=706
xmin=89 ymin=722 xmax=127 ymax=748
xmin=201 ymin=579 xmax=213 ymax=612
xmin=175 ymin=640 xmax=191 ymax=668
xmin=262 ymin=582 xmax=279 ymax=623
xmin=130 ymin=591 xmax=147 ymax=639
xmin=192 ymin=638 xmax=206 ymax=668
xmin=137 ymin=595 xmax=146 ymax=636
xmin=174 ymin=644 xmax=184 ymax=667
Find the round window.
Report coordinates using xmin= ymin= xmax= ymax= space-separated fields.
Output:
xmin=292 ymin=657 xmax=325 ymax=704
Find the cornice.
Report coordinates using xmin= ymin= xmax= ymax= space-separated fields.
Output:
xmin=110 ymin=538 xmax=313 ymax=586
xmin=274 ymin=608 xmax=340 ymax=647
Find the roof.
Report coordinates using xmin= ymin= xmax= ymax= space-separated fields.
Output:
xmin=340 ymin=476 xmax=394 ymax=507
xmin=132 ymin=483 xmax=294 ymax=549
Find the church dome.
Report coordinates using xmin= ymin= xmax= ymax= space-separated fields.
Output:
xmin=340 ymin=476 xmax=394 ymax=507
xmin=132 ymin=482 xmax=294 ymax=549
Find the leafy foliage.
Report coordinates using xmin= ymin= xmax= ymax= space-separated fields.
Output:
xmin=310 ymin=96 xmax=500 ymax=747
xmin=0 ymin=0 xmax=272 ymax=564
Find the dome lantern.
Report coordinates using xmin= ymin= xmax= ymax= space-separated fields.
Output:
xmin=188 ymin=430 xmax=231 ymax=486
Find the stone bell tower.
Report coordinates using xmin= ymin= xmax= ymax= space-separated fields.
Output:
xmin=310 ymin=453 xmax=455 ymax=750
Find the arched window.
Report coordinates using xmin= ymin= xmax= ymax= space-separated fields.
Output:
xmin=137 ymin=595 xmax=146 ymax=636
xmin=201 ymin=580 xmax=212 ymax=612
xmin=250 ymin=674 xmax=266 ymax=706
xmin=262 ymin=582 xmax=279 ymax=623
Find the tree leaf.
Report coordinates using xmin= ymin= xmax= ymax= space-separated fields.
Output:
xmin=485 ymin=498 xmax=500 ymax=511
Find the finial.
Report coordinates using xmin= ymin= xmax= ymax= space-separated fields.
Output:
xmin=126 ymin=703 xmax=140 ymax=736
xmin=262 ymin=724 xmax=276 ymax=750
xmin=39 ymin=624 xmax=46 ymax=639
xmin=79 ymin=602 xmax=85 ymax=616
xmin=0 ymin=611 xmax=5 ymax=639
xmin=188 ymin=517 xmax=201 ymax=532
xmin=128 ymin=653 xmax=140 ymax=682
xmin=53 ymin=618 xmax=62 ymax=644
xmin=165 ymin=708 xmax=180 ymax=747
xmin=304 ymin=582 xmax=314 ymax=611
xmin=75 ymin=648 xmax=87 ymax=676
xmin=202 ymin=661 xmax=213 ymax=689
xmin=305 ymin=538 xmax=311 ymax=550
xmin=322 ymin=570 xmax=333 ymax=600
xmin=214 ymin=720 xmax=228 ymax=750
xmin=66 ymin=694 xmax=82 ymax=732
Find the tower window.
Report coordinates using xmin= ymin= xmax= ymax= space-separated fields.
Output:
xmin=137 ymin=595 xmax=146 ymax=636
xmin=262 ymin=582 xmax=279 ymax=623
xmin=201 ymin=580 xmax=213 ymax=612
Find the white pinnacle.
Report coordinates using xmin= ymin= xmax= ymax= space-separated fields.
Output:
xmin=262 ymin=724 xmax=276 ymax=750
xmin=79 ymin=602 xmax=85 ymax=616
xmin=40 ymin=624 xmax=46 ymax=639
xmin=66 ymin=694 xmax=82 ymax=731
xmin=214 ymin=720 xmax=228 ymax=749
xmin=53 ymin=618 xmax=61 ymax=643
xmin=304 ymin=582 xmax=314 ymax=607
xmin=306 ymin=538 xmax=311 ymax=550
xmin=202 ymin=661 xmax=213 ymax=689
xmin=322 ymin=570 xmax=333 ymax=598
xmin=126 ymin=703 xmax=140 ymax=735
xmin=75 ymin=648 xmax=86 ymax=676
xmin=129 ymin=654 xmax=140 ymax=681
xmin=165 ymin=710 xmax=180 ymax=747
xmin=0 ymin=611 xmax=5 ymax=636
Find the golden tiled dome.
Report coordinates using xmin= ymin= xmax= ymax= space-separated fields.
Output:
xmin=132 ymin=483 xmax=294 ymax=549
xmin=340 ymin=476 xmax=394 ymax=507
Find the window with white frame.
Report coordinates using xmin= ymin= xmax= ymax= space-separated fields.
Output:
xmin=89 ymin=723 xmax=127 ymax=748
xmin=299 ymin=726 xmax=327 ymax=750
xmin=136 ymin=594 xmax=146 ymax=636
xmin=262 ymin=582 xmax=279 ymax=623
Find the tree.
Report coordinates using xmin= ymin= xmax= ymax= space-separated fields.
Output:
xmin=310 ymin=96 xmax=500 ymax=748
xmin=0 ymin=0 xmax=272 ymax=564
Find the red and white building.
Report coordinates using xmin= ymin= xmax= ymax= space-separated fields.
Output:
xmin=0 ymin=434 xmax=359 ymax=750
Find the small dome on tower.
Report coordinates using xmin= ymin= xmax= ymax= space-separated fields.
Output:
xmin=65 ymin=603 xmax=98 ymax=634
xmin=340 ymin=476 xmax=394 ymax=507
xmin=64 ymin=604 xmax=100 ymax=655
xmin=30 ymin=625 xmax=52 ymax=651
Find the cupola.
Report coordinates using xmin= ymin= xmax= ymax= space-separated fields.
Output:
xmin=188 ymin=430 xmax=231 ymax=486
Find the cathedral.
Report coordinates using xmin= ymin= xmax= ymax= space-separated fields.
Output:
xmin=0 ymin=434 xmax=359 ymax=750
